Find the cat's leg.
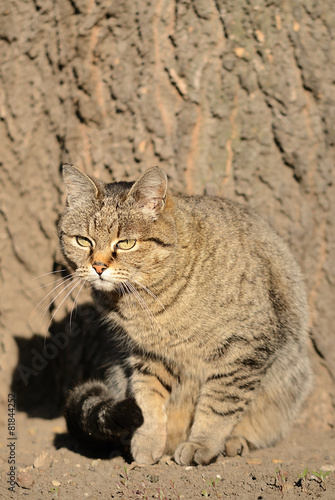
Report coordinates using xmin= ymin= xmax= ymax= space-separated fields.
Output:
xmin=130 ymin=369 xmax=170 ymax=464
xmin=225 ymin=345 xmax=313 ymax=455
xmin=165 ymin=378 xmax=199 ymax=454
xmin=174 ymin=375 xmax=253 ymax=465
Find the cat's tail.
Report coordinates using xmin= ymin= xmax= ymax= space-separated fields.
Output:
xmin=64 ymin=380 xmax=143 ymax=444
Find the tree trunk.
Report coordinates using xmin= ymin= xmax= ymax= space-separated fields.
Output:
xmin=1 ymin=0 xmax=334 ymax=424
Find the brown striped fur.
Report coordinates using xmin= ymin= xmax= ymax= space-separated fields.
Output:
xmin=59 ymin=165 xmax=312 ymax=465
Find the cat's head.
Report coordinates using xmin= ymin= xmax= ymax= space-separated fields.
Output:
xmin=58 ymin=165 xmax=176 ymax=293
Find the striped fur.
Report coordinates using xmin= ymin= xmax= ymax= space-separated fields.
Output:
xmin=59 ymin=165 xmax=312 ymax=465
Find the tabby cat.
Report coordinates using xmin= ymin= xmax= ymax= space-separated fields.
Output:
xmin=59 ymin=164 xmax=312 ymax=465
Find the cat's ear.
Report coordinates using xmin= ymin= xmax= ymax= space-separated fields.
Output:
xmin=62 ymin=164 xmax=99 ymax=205
xmin=128 ymin=166 xmax=167 ymax=216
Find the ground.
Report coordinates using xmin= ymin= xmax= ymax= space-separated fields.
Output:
xmin=1 ymin=412 xmax=334 ymax=499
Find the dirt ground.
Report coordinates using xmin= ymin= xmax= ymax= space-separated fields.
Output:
xmin=0 ymin=412 xmax=334 ymax=499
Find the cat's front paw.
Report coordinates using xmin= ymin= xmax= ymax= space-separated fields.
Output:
xmin=225 ymin=436 xmax=249 ymax=457
xmin=174 ymin=441 xmax=217 ymax=465
xmin=131 ymin=426 xmax=166 ymax=465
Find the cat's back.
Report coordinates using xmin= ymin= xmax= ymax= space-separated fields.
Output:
xmin=172 ymin=193 xmax=307 ymax=325
xmin=174 ymin=193 xmax=296 ymax=266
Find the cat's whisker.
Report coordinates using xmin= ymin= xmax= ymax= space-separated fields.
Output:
xmin=32 ymin=273 xmax=74 ymax=291
xmin=129 ymin=277 xmax=165 ymax=312
xmin=33 ymin=269 xmax=68 ymax=280
xmin=46 ymin=278 xmax=82 ymax=333
xmin=120 ymin=281 xmax=135 ymax=315
xmin=123 ymin=282 xmax=143 ymax=317
xmin=40 ymin=277 xmax=80 ymax=320
xmin=119 ymin=281 xmax=128 ymax=305
xmin=126 ymin=281 xmax=159 ymax=329
xmin=69 ymin=280 xmax=85 ymax=332
xmin=33 ymin=275 xmax=75 ymax=314
xmin=75 ymin=267 xmax=90 ymax=280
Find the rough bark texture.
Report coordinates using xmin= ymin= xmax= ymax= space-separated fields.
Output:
xmin=0 ymin=0 xmax=334 ymax=425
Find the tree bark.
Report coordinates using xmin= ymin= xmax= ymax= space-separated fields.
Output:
xmin=1 ymin=0 xmax=334 ymax=423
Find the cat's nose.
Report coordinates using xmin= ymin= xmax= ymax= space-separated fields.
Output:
xmin=92 ymin=262 xmax=108 ymax=275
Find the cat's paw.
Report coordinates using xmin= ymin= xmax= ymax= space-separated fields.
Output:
xmin=131 ymin=427 xmax=166 ymax=465
xmin=174 ymin=441 xmax=217 ymax=465
xmin=225 ymin=436 xmax=249 ymax=457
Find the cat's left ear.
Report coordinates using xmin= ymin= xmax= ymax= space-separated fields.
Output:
xmin=128 ymin=166 xmax=167 ymax=216
xmin=62 ymin=164 xmax=99 ymax=205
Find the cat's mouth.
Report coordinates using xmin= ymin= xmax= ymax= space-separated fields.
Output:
xmin=88 ymin=275 xmax=119 ymax=292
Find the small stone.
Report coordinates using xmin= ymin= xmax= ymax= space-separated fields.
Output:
xmin=52 ymin=480 xmax=61 ymax=487
xmin=91 ymin=459 xmax=101 ymax=468
xmin=293 ymin=21 xmax=300 ymax=32
xmin=147 ymin=474 xmax=159 ymax=483
xmin=185 ymin=466 xmax=193 ymax=470
xmin=275 ymin=14 xmax=282 ymax=30
xmin=34 ymin=451 xmax=49 ymax=468
xmin=234 ymin=47 xmax=245 ymax=58
xmin=272 ymin=459 xmax=283 ymax=464
xmin=18 ymin=466 xmax=33 ymax=473
xmin=17 ymin=472 xmax=34 ymax=489
xmin=247 ymin=459 xmax=263 ymax=465
xmin=52 ymin=426 xmax=66 ymax=433
xmin=321 ymin=464 xmax=335 ymax=471
xmin=255 ymin=30 xmax=265 ymax=43
xmin=138 ymin=140 xmax=146 ymax=153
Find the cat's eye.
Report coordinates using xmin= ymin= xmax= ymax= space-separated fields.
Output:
xmin=76 ymin=236 xmax=92 ymax=248
xmin=116 ymin=239 xmax=136 ymax=250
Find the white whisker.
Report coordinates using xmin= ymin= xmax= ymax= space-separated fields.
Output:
xmin=34 ymin=275 xmax=75 ymax=314
xmin=32 ymin=274 xmax=74 ymax=291
xmin=129 ymin=277 xmax=165 ymax=312
xmin=40 ymin=277 xmax=80 ymax=320
xmin=120 ymin=281 xmax=134 ymax=315
xmin=126 ymin=281 xmax=159 ymax=329
xmin=33 ymin=269 xmax=68 ymax=280
xmin=69 ymin=280 xmax=85 ymax=331
xmin=46 ymin=279 xmax=81 ymax=332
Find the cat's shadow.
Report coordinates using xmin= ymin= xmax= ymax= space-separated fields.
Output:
xmin=11 ymin=301 xmax=132 ymax=458
xmin=53 ymin=431 xmax=132 ymax=461
xmin=11 ymin=302 xmax=108 ymax=417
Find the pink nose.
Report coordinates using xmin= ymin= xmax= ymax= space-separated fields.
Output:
xmin=92 ymin=262 xmax=108 ymax=275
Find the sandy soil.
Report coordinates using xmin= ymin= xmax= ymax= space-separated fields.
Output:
xmin=1 ymin=411 xmax=334 ymax=499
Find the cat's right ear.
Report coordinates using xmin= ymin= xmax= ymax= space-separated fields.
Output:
xmin=62 ymin=164 xmax=99 ymax=205
xmin=128 ymin=166 xmax=168 ymax=217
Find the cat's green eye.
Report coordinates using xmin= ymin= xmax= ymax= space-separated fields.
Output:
xmin=116 ymin=239 xmax=136 ymax=250
xmin=76 ymin=236 xmax=92 ymax=248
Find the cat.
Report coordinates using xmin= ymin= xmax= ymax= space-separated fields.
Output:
xmin=58 ymin=164 xmax=312 ymax=465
